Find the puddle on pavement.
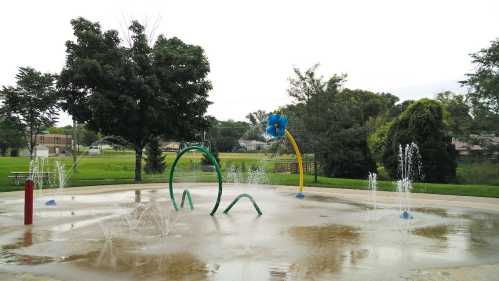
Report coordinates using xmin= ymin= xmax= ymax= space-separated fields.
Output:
xmin=70 ymin=238 xmax=210 ymax=281
xmin=0 ymin=251 xmax=56 ymax=265
xmin=289 ymin=224 xmax=360 ymax=246
xmin=303 ymin=194 xmax=370 ymax=209
xmin=287 ymin=225 xmax=363 ymax=278
xmin=79 ymin=251 xmax=209 ymax=281
xmin=412 ymin=225 xmax=451 ymax=241
xmin=0 ymin=228 xmax=55 ymax=266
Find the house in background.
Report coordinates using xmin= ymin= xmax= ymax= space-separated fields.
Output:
xmin=160 ymin=141 xmax=181 ymax=152
xmin=453 ymin=135 xmax=499 ymax=159
xmin=36 ymin=133 xmax=72 ymax=155
xmin=238 ymin=139 xmax=270 ymax=151
xmin=453 ymin=138 xmax=483 ymax=156
xmin=34 ymin=145 xmax=49 ymax=158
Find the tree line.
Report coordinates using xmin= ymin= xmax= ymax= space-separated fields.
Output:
xmin=206 ymin=38 xmax=499 ymax=183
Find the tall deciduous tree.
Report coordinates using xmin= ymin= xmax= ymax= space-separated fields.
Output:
xmin=243 ymin=110 xmax=268 ymax=141
xmin=460 ymin=39 xmax=499 ymax=159
xmin=0 ymin=116 xmax=26 ymax=156
xmin=383 ymin=99 xmax=457 ymax=183
xmin=206 ymin=118 xmax=249 ymax=152
xmin=286 ymin=66 xmax=377 ymax=178
xmin=461 ymin=38 xmax=499 ymax=137
xmin=0 ymin=67 xmax=58 ymax=159
xmin=80 ymin=125 xmax=99 ymax=147
xmin=58 ymin=18 xmax=211 ymax=182
xmin=436 ymin=91 xmax=473 ymax=138
xmin=461 ymin=38 xmax=499 ymax=117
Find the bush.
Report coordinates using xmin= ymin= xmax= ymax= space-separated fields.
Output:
xmin=319 ymin=126 xmax=377 ymax=179
xmin=383 ymin=99 xmax=457 ymax=183
xmin=368 ymin=122 xmax=391 ymax=164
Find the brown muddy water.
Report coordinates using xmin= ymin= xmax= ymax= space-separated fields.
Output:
xmin=0 ymin=185 xmax=499 ymax=281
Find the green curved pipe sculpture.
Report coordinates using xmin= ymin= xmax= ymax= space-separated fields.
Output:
xmin=223 ymin=193 xmax=263 ymax=216
xmin=180 ymin=189 xmax=194 ymax=210
xmin=169 ymin=145 xmax=223 ymax=216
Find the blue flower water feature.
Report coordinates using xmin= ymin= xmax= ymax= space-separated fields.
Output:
xmin=266 ymin=113 xmax=288 ymax=138
xmin=266 ymin=113 xmax=305 ymax=198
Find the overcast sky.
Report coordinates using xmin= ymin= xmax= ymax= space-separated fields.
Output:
xmin=1 ymin=0 xmax=498 ymax=126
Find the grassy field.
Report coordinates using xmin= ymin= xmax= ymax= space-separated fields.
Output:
xmin=1 ymin=151 xmax=498 ymax=197
xmin=0 ymin=151 xmax=275 ymax=192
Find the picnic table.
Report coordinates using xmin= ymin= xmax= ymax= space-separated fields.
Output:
xmin=8 ymin=172 xmax=55 ymax=185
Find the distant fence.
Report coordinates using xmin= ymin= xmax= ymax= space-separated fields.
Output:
xmin=273 ymin=160 xmax=316 ymax=174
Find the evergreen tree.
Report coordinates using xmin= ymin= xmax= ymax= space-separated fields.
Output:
xmin=202 ymin=146 xmax=220 ymax=166
xmin=144 ymin=138 xmax=166 ymax=174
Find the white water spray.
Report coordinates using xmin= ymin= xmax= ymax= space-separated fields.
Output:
xmin=397 ymin=142 xmax=423 ymax=220
xmin=368 ymin=172 xmax=377 ymax=212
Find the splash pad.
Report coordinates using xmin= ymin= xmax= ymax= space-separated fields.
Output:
xmin=5 ymin=184 xmax=499 ymax=281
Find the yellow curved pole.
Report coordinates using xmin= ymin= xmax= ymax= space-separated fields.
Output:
xmin=285 ymin=129 xmax=304 ymax=194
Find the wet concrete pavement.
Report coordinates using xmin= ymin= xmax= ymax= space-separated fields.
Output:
xmin=1 ymin=184 xmax=499 ymax=281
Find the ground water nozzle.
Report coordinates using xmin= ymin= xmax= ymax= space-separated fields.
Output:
xmin=400 ymin=210 xmax=413 ymax=220
xmin=45 ymin=199 xmax=56 ymax=206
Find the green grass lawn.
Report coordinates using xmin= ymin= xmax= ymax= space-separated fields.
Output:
xmin=1 ymin=151 xmax=498 ymax=197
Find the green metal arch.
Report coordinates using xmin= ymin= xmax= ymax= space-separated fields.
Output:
xmin=169 ymin=146 xmax=223 ymax=216
xmin=223 ymin=193 xmax=263 ymax=216
xmin=180 ymin=189 xmax=194 ymax=210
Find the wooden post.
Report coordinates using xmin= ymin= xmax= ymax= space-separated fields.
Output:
xmin=24 ymin=179 xmax=34 ymax=225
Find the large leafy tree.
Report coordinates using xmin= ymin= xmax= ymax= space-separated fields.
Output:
xmin=80 ymin=125 xmax=99 ymax=147
xmin=460 ymin=38 xmax=499 ymax=159
xmin=243 ymin=110 xmax=268 ymax=141
xmin=383 ymin=99 xmax=457 ymax=183
xmin=286 ymin=65 xmax=378 ymax=178
xmin=0 ymin=67 xmax=58 ymax=159
xmin=461 ymin=38 xmax=499 ymax=136
xmin=206 ymin=118 xmax=249 ymax=152
xmin=58 ymin=18 xmax=211 ymax=182
xmin=461 ymin=38 xmax=499 ymax=118
xmin=367 ymin=121 xmax=391 ymax=165
xmin=436 ymin=91 xmax=473 ymax=138
xmin=0 ymin=116 xmax=26 ymax=156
